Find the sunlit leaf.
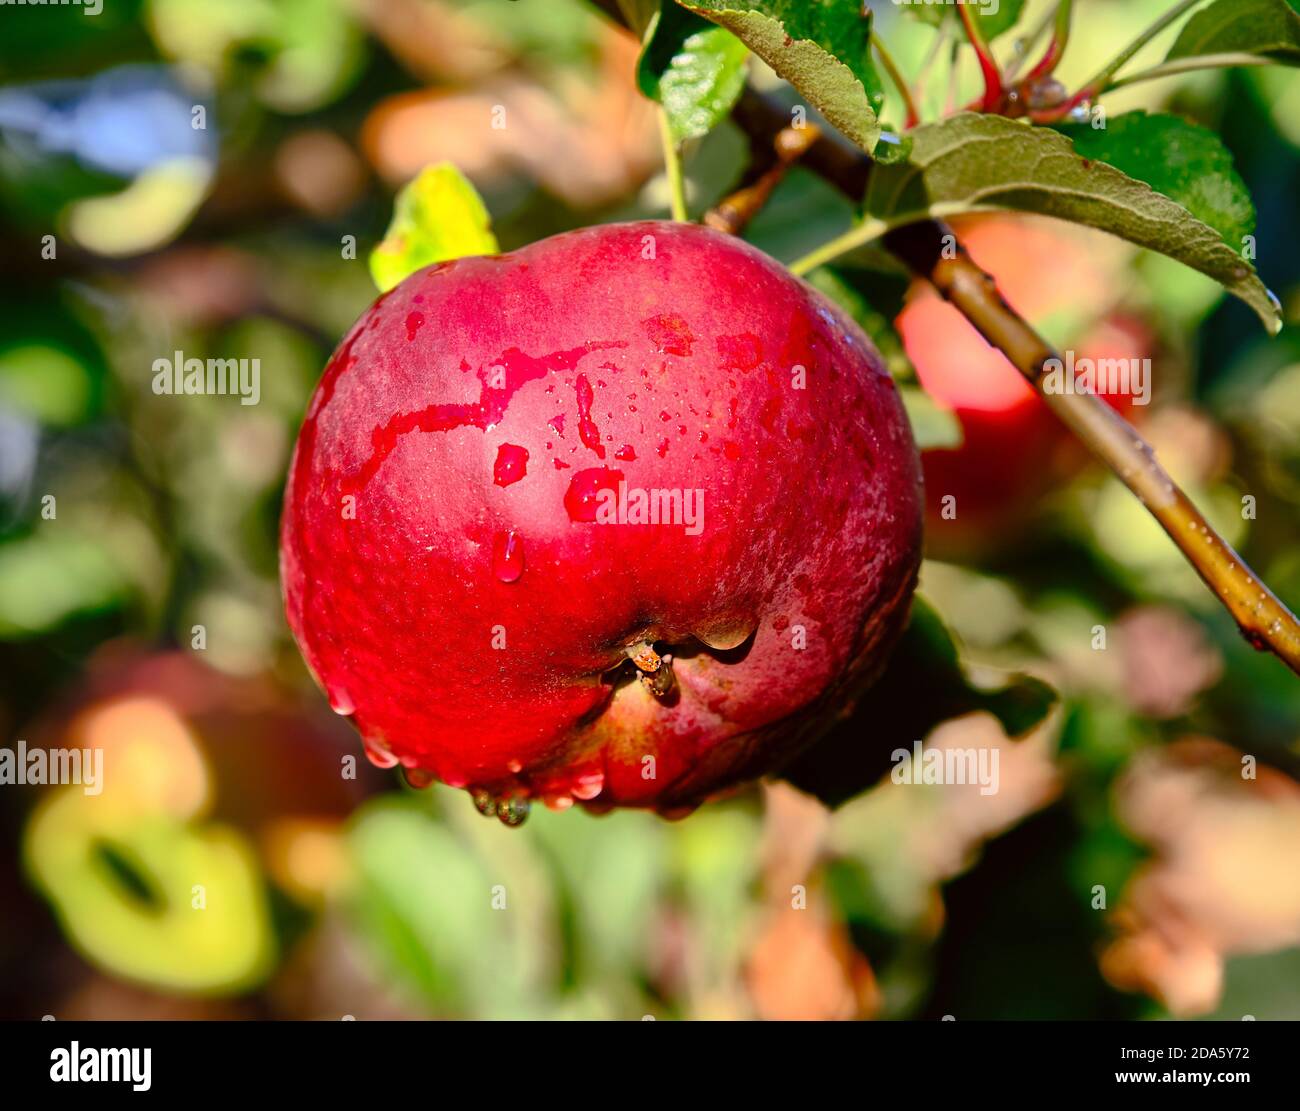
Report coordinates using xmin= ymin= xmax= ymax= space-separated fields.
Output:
xmin=0 ymin=344 xmax=94 ymax=426
xmin=369 ymin=163 xmax=500 ymax=294
xmin=147 ymin=0 xmax=366 ymax=113
xmin=347 ymin=799 xmax=548 ymax=1017
xmin=0 ymin=532 xmax=130 ymax=636
xmin=62 ymin=157 xmax=212 ymax=258
xmin=24 ymin=796 xmax=275 ymax=994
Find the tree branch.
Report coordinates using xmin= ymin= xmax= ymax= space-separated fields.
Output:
xmin=703 ymin=110 xmax=822 ymax=236
xmin=885 ymin=222 xmax=1300 ymax=674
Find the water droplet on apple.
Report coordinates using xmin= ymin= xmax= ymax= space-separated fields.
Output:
xmin=563 ymin=467 xmax=624 ymax=522
xmin=575 ymin=374 xmax=605 ymax=459
xmin=496 ymin=795 xmax=531 ymax=827
xmin=570 ymin=770 xmax=605 ymax=800
xmin=329 ymin=688 xmax=355 ymax=716
xmin=493 ymin=443 xmax=529 ymax=487
xmin=363 ymin=740 xmax=400 ymax=769
xmin=694 ymin=622 xmax=756 ymax=651
xmin=492 ymin=530 xmax=525 ymax=582
xmin=405 ymin=311 xmax=425 ymax=341
xmin=402 ymin=767 xmax=438 ymax=789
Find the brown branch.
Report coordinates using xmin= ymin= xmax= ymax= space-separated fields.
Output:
xmin=730 ymin=87 xmax=871 ymax=198
xmin=703 ymin=112 xmax=822 ymax=236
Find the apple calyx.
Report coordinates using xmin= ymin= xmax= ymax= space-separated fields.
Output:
xmin=626 ymin=640 xmax=676 ymax=699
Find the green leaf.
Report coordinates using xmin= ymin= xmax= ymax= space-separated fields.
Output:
xmin=1056 ymin=112 xmax=1255 ymax=249
xmin=369 ymin=163 xmax=499 ymax=294
xmin=780 ymin=596 xmax=1056 ymax=808
xmin=681 ymin=0 xmax=882 ymax=153
xmin=639 ymin=3 xmax=749 ymax=143
xmin=861 ymin=113 xmax=1280 ymax=332
xmin=905 ymin=0 xmax=1027 ymax=42
xmin=1166 ymin=0 xmax=1300 ymax=65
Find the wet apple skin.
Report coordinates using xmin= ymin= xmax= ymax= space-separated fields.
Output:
xmin=281 ymin=221 xmax=922 ymax=812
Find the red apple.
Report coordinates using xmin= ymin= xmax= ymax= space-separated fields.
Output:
xmin=281 ymin=221 xmax=922 ymax=819
xmin=896 ymin=215 xmax=1151 ymax=554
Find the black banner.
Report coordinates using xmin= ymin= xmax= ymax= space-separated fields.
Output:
xmin=0 ymin=1018 xmax=1290 ymax=1098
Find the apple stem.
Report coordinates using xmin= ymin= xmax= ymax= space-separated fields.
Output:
xmin=1025 ymin=0 xmax=1073 ymax=82
xmin=1002 ymin=1 xmax=1066 ymax=83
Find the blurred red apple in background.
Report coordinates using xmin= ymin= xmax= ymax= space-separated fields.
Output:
xmin=896 ymin=214 xmax=1153 ymax=556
